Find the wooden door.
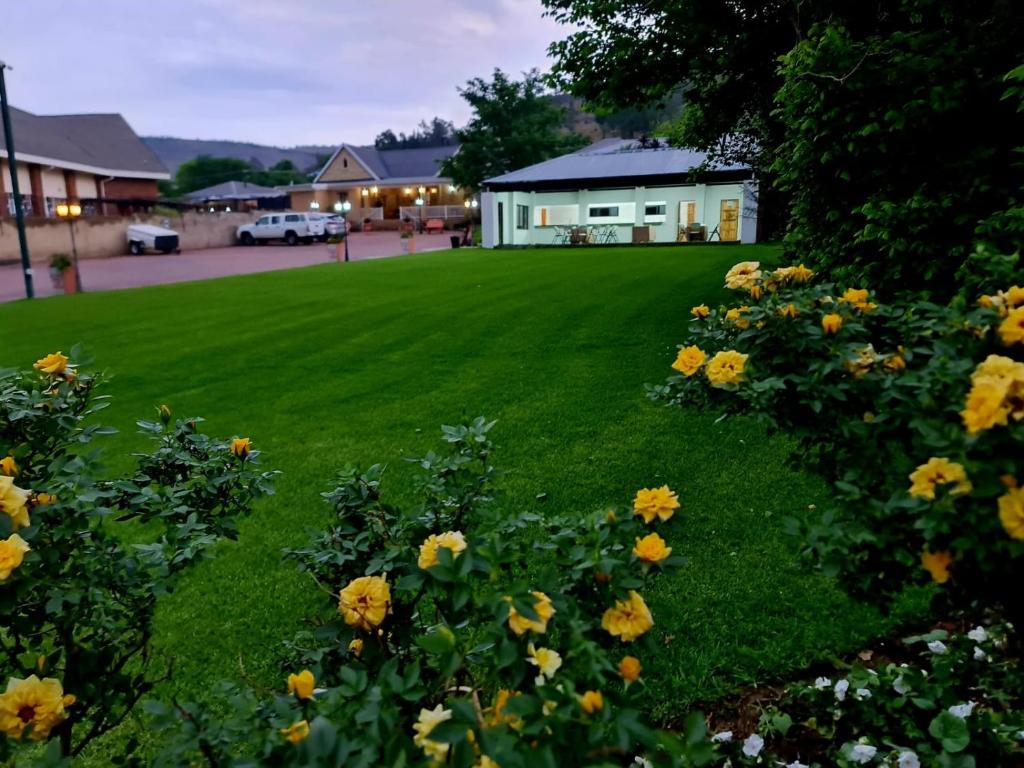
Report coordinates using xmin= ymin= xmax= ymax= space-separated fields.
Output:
xmin=719 ymin=199 xmax=739 ymax=241
xmin=679 ymin=201 xmax=696 ymax=226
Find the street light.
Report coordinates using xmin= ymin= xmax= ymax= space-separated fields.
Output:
xmin=55 ymin=202 xmax=83 ymax=292
xmin=333 ymin=199 xmax=352 ymax=262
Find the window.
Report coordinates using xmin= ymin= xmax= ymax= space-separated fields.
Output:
xmin=586 ymin=202 xmax=635 ymax=224
xmin=269 ymin=216 xmax=281 ymax=224
xmin=284 ymin=214 xmax=301 ymax=222
xmin=588 ymin=205 xmax=619 ymax=219
xmin=516 ymin=204 xmax=529 ymax=230
xmin=343 ymin=158 xmax=348 ymax=168
xmin=645 ymin=203 xmax=666 ymax=216
xmin=257 ymin=216 xmax=270 ymax=226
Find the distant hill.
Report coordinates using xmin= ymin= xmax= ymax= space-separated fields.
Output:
xmin=142 ymin=137 xmax=335 ymax=176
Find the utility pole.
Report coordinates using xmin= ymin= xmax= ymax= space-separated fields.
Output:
xmin=0 ymin=60 xmax=33 ymax=299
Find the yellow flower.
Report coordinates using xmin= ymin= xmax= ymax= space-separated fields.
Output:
xmin=33 ymin=352 xmax=68 ymax=376
xmin=749 ymin=284 xmax=763 ymax=300
xmin=601 ymin=590 xmax=654 ymax=642
xmin=672 ymin=345 xmax=706 ymax=377
xmin=287 ymin=670 xmax=315 ymax=700
xmin=158 ymin=404 xmax=172 ymax=424
xmin=348 ymin=638 xmax=363 ymax=656
xmin=998 ymin=487 xmax=1024 ymax=540
xmin=691 ymin=304 xmax=710 ymax=319
xmin=0 ymin=477 xmax=30 ymax=531
xmin=773 ymin=264 xmax=814 ymax=283
xmin=34 ymin=493 xmax=56 ymax=506
xmin=845 ymin=345 xmax=878 ymax=379
xmin=280 ymin=720 xmax=310 ymax=744
xmin=507 ymin=591 xmax=554 ymax=635
xmin=0 ymin=676 xmax=70 ymax=741
xmin=921 ymin=548 xmax=953 ymax=584
xmin=0 ymin=534 xmax=29 ymax=581
xmin=705 ymin=350 xmax=748 ymax=387
xmin=579 ymin=690 xmax=604 ymax=715
xmin=417 ymin=530 xmax=468 ymax=569
xmin=839 ymin=287 xmax=877 ymax=312
xmin=908 ymin=458 xmax=972 ymax=500
xmin=338 ymin=575 xmax=391 ymax=631
xmin=0 ymin=457 xmax=17 ymax=477
xmin=633 ymin=532 xmax=671 ymax=563
xmin=230 ymin=437 xmax=251 ymax=459
xmin=725 ymin=306 xmax=751 ymax=329
xmin=633 ymin=485 xmax=679 ymax=523
xmin=618 ymin=656 xmax=641 ymax=683
xmin=961 ymin=378 xmax=1011 ymax=435
xmin=476 ymin=756 xmax=500 ymax=768
xmin=821 ymin=313 xmax=843 ymax=334
xmin=724 ymin=261 xmax=762 ymax=291
xmin=778 ymin=303 xmax=799 ymax=319
xmin=999 ymin=307 xmax=1024 ymax=345
xmin=413 ymin=704 xmax=452 ymax=763
xmin=487 ymin=689 xmax=522 ymax=729
xmin=884 ymin=354 xmax=906 ymax=372
xmin=1007 ymin=285 xmax=1024 ymax=307
xmin=526 ymin=643 xmax=562 ymax=681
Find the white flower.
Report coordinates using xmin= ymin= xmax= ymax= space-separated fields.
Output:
xmin=814 ymin=676 xmax=831 ymax=690
xmin=897 ymin=751 xmax=921 ymax=768
xmin=967 ymin=626 xmax=988 ymax=643
xmin=633 ymin=757 xmax=653 ymax=768
xmin=711 ymin=730 xmax=733 ymax=743
xmin=927 ymin=640 xmax=948 ymax=654
xmin=742 ymin=733 xmax=764 ymax=757
xmin=974 ymin=646 xmax=989 ymax=661
xmin=893 ymin=675 xmax=912 ymax=695
xmin=834 ymin=679 xmax=850 ymax=701
xmin=948 ymin=701 xmax=976 ymax=719
xmin=850 ymin=743 xmax=877 ymax=763
xmin=855 ymin=688 xmax=872 ymax=700
xmin=787 ymin=762 xmax=810 ymax=768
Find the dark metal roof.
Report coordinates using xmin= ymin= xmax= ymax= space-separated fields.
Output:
xmin=484 ymin=139 xmax=750 ymax=190
xmin=0 ymin=107 xmax=169 ymax=178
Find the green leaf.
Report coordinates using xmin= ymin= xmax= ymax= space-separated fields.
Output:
xmin=929 ymin=711 xmax=970 ymax=753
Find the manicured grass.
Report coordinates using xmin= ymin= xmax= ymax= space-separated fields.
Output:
xmin=0 ymin=245 xmax=921 ymax=748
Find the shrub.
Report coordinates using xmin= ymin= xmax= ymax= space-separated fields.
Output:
xmin=650 ymin=262 xmax=1024 ymax=622
xmin=0 ymin=351 xmax=275 ymax=760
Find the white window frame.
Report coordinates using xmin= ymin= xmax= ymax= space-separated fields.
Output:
xmin=644 ymin=201 xmax=667 ymax=224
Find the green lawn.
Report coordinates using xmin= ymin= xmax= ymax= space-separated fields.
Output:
xmin=0 ymin=245 xmax=920 ymax=748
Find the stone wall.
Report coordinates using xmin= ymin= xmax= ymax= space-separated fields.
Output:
xmin=0 ymin=212 xmax=254 ymax=265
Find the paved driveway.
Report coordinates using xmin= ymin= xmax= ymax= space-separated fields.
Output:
xmin=0 ymin=232 xmax=457 ymax=303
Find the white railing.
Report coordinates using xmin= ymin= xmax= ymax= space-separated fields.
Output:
xmin=399 ymin=205 xmax=466 ymax=221
xmin=350 ymin=206 xmax=383 ymax=221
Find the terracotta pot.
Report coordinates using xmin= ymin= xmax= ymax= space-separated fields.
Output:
xmin=62 ymin=269 xmax=79 ymax=295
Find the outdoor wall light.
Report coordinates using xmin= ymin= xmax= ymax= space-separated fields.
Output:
xmin=309 ymin=201 xmax=321 ymax=210
xmin=361 ymin=188 xmax=369 ymax=196
xmin=334 ymin=200 xmax=352 ymax=213
xmin=448 ymin=185 xmax=457 ymax=193
xmin=403 ymin=187 xmax=412 ymax=195
xmin=471 ymin=200 xmax=478 ymax=208
xmin=370 ymin=186 xmax=379 ymax=195
xmin=430 ymin=187 xmax=437 ymax=194
xmin=463 ymin=199 xmax=471 ymax=208
xmin=418 ymin=186 xmax=426 ymax=195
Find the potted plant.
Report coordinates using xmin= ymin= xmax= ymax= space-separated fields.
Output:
xmin=49 ymin=254 xmax=75 ymax=293
xmin=400 ymin=229 xmax=415 ymax=254
xmin=326 ymin=234 xmax=346 ymax=262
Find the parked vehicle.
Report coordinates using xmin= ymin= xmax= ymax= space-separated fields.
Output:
xmin=236 ymin=212 xmax=325 ymax=246
xmin=308 ymin=212 xmax=346 ymax=241
xmin=127 ymin=224 xmax=180 ymax=255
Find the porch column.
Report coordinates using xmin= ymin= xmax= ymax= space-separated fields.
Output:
xmin=28 ymin=163 xmax=44 ymax=217
xmin=63 ymin=169 xmax=78 ymax=201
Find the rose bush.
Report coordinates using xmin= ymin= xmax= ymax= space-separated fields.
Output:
xmin=649 ymin=262 xmax=1024 ymax=624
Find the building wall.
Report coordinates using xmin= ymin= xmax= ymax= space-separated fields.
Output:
xmin=482 ymin=182 xmax=756 ymax=248
xmin=102 ymin=178 xmax=159 ymax=200
xmin=41 ymin=168 xmax=68 ymax=198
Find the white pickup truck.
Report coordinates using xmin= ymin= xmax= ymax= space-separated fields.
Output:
xmin=236 ymin=212 xmax=325 ymax=246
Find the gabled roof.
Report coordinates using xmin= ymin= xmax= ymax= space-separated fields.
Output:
xmin=314 ymin=143 xmax=459 ymax=183
xmin=484 ymin=139 xmax=750 ymax=189
xmin=182 ymin=180 xmax=285 ymax=202
xmin=0 ymin=107 xmax=169 ymax=179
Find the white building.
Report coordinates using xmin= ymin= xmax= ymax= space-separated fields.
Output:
xmin=481 ymin=139 xmax=757 ymax=248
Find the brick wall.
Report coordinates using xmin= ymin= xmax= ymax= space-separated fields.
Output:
xmin=102 ymin=178 xmax=159 ymax=200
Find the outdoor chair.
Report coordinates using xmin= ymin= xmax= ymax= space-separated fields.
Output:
xmin=425 ymin=219 xmax=445 ymax=234
xmin=553 ymin=225 xmax=571 ymax=245
xmin=600 ymin=226 xmax=619 ymax=244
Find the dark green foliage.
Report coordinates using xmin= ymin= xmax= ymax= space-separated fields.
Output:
xmin=374 ymin=117 xmax=457 ymax=150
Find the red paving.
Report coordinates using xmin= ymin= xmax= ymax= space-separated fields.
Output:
xmin=0 ymin=232 xmax=457 ymax=303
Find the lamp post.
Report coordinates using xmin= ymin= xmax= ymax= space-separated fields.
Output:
xmin=414 ymin=196 xmax=424 ymax=231
xmin=55 ymin=202 xmax=83 ymax=293
xmin=333 ymin=199 xmax=352 ymax=262
xmin=0 ymin=61 xmax=33 ymax=299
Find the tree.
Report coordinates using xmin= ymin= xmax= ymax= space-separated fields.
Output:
xmin=441 ymin=69 xmax=588 ymax=191
xmin=249 ymin=160 xmax=309 ymax=188
xmin=374 ymin=117 xmax=456 ymax=150
xmin=173 ymin=155 xmax=252 ymax=195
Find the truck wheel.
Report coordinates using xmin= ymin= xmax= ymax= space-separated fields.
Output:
xmin=240 ymin=232 xmax=254 ymax=246
xmin=129 ymin=241 xmax=143 ymax=256
xmin=285 ymin=231 xmax=299 ymax=246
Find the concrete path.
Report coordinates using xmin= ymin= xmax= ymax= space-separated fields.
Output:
xmin=0 ymin=232 xmax=457 ymax=303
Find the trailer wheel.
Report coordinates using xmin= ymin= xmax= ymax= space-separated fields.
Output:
xmin=129 ymin=241 xmax=143 ymax=256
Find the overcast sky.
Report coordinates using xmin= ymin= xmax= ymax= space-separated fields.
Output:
xmin=1 ymin=0 xmax=570 ymax=147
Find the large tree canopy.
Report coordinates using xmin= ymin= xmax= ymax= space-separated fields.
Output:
xmin=374 ymin=117 xmax=456 ymax=150
xmin=441 ymin=69 xmax=588 ymax=192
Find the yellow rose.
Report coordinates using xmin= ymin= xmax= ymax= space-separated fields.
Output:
xmin=601 ymin=590 xmax=654 ymax=642
xmin=0 ymin=477 xmax=30 ymax=531
xmin=0 ymin=675 xmax=70 ymax=741
xmin=0 ymin=457 xmax=17 ymax=477
xmin=633 ymin=532 xmax=671 ymax=563
xmin=749 ymin=284 xmax=763 ymax=300
xmin=724 ymin=261 xmax=761 ymax=291
xmin=230 ymin=437 xmax=251 ymax=459
xmin=287 ymin=670 xmax=315 ymax=700
xmin=413 ymin=704 xmax=452 ymax=763
xmin=839 ymin=287 xmax=877 ymax=312
xmin=507 ymin=591 xmax=554 ymax=635
xmin=671 ymin=345 xmax=706 ymax=377
xmin=773 ymin=264 xmax=814 ymax=283
xmin=280 ymin=720 xmax=310 ymax=744
xmin=778 ymin=303 xmax=799 ymax=319
xmin=821 ymin=313 xmax=843 ymax=335
xmin=0 ymin=534 xmax=29 ymax=581
xmin=34 ymin=493 xmax=56 ymax=506
xmin=921 ymin=548 xmax=953 ymax=584
xmin=338 ymin=575 xmax=391 ymax=631
xmin=526 ymin=643 xmax=562 ymax=681
xmin=961 ymin=378 xmax=1011 ymax=435
xmin=487 ymin=689 xmax=522 ymax=729
xmin=690 ymin=304 xmax=710 ymax=319
xmin=417 ymin=530 xmax=467 ymax=569
xmin=884 ymin=354 xmax=906 ymax=372
xmin=725 ymin=306 xmax=751 ymax=329
xmin=999 ymin=307 xmax=1024 ymax=346
xmin=908 ymin=458 xmax=972 ymax=500
xmin=33 ymin=352 xmax=69 ymax=376
xmin=348 ymin=638 xmax=363 ymax=656
xmin=579 ymin=690 xmax=604 ymax=715
xmin=998 ymin=487 xmax=1024 ymax=540
xmin=845 ymin=346 xmax=878 ymax=379
xmin=618 ymin=655 xmax=641 ymax=683
xmin=633 ymin=485 xmax=679 ymax=523
xmin=705 ymin=350 xmax=748 ymax=387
